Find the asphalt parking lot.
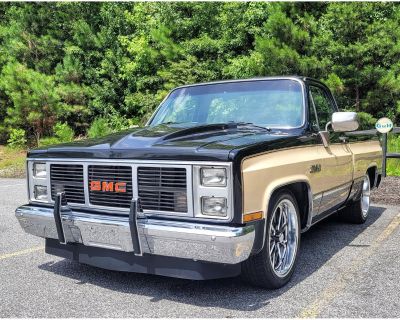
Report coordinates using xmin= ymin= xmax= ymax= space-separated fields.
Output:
xmin=1 ymin=178 xmax=399 ymax=318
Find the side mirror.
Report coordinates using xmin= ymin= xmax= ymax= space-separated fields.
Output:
xmin=331 ymin=112 xmax=359 ymax=132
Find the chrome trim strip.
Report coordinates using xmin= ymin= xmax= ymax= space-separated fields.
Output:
xmin=28 ymin=158 xmax=233 ymax=165
xmin=316 ymin=182 xmax=352 ymax=215
xmin=16 ymin=205 xmax=254 ymax=264
xmin=83 ymin=164 xmax=89 ymax=206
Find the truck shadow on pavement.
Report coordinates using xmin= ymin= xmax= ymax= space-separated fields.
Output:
xmin=38 ymin=206 xmax=385 ymax=312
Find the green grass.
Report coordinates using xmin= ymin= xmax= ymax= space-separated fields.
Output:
xmin=386 ymin=134 xmax=400 ymax=176
xmin=0 ymin=146 xmax=26 ymax=178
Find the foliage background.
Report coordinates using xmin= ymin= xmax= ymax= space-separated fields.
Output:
xmin=0 ymin=2 xmax=400 ymax=147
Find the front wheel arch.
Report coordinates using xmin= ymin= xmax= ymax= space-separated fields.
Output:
xmin=266 ymin=181 xmax=312 ymax=232
xmin=256 ymin=182 xmax=311 ymax=254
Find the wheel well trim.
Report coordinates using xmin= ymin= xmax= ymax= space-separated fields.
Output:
xmin=366 ymin=164 xmax=378 ymax=188
xmin=259 ymin=179 xmax=313 ymax=251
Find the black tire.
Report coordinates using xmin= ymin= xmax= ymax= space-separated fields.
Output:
xmin=241 ymin=189 xmax=301 ymax=289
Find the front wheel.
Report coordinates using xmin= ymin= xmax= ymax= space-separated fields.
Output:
xmin=242 ymin=190 xmax=301 ymax=289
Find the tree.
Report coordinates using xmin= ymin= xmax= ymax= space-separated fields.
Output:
xmin=0 ymin=2 xmax=399 ymax=147
xmin=0 ymin=62 xmax=60 ymax=145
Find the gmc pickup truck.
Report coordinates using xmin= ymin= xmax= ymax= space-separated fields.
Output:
xmin=16 ymin=76 xmax=382 ymax=289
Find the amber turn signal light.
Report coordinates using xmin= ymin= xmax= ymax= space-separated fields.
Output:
xmin=243 ymin=211 xmax=263 ymax=223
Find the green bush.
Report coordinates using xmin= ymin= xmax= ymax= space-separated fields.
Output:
xmin=357 ymin=112 xmax=377 ymax=130
xmin=39 ymin=122 xmax=74 ymax=147
xmin=108 ymin=114 xmax=136 ymax=132
xmin=87 ymin=118 xmax=113 ymax=138
xmin=38 ymin=137 xmax=60 ymax=147
xmin=54 ymin=122 xmax=74 ymax=143
xmin=7 ymin=129 xmax=27 ymax=149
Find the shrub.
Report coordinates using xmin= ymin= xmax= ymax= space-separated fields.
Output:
xmin=357 ymin=112 xmax=377 ymax=130
xmin=107 ymin=114 xmax=139 ymax=131
xmin=38 ymin=122 xmax=74 ymax=147
xmin=7 ymin=128 xmax=27 ymax=149
xmin=87 ymin=118 xmax=113 ymax=138
xmin=38 ymin=137 xmax=61 ymax=147
xmin=54 ymin=122 xmax=74 ymax=143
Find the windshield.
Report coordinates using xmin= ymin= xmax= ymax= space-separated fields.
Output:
xmin=149 ymin=79 xmax=304 ymax=128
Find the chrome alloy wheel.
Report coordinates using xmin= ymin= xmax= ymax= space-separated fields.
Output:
xmin=361 ymin=174 xmax=371 ymax=217
xmin=268 ymin=198 xmax=299 ymax=278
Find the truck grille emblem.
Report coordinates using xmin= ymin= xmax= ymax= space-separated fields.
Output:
xmin=90 ymin=181 xmax=127 ymax=193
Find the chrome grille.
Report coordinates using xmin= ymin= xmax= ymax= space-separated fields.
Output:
xmin=88 ymin=165 xmax=133 ymax=208
xmin=138 ymin=167 xmax=187 ymax=213
xmin=50 ymin=164 xmax=85 ymax=204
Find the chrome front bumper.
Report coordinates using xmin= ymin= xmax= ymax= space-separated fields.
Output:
xmin=15 ymin=205 xmax=255 ymax=264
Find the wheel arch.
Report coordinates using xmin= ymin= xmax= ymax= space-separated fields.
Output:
xmin=366 ymin=165 xmax=378 ymax=189
xmin=257 ymin=178 xmax=313 ymax=253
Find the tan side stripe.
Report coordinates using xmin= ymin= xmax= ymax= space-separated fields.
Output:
xmin=0 ymin=246 xmax=44 ymax=260
xmin=299 ymin=212 xmax=400 ymax=318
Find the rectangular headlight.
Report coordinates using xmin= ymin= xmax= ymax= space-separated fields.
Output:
xmin=200 ymin=167 xmax=227 ymax=187
xmin=33 ymin=162 xmax=47 ymax=178
xmin=201 ymin=196 xmax=227 ymax=216
xmin=33 ymin=185 xmax=47 ymax=201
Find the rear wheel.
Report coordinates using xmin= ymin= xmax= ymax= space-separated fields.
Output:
xmin=341 ymin=174 xmax=371 ymax=224
xmin=242 ymin=190 xmax=301 ymax=289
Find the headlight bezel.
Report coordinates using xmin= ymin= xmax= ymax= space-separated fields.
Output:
xmin=28 ymin=161 xmax=50 ymax=203
xmin=193 ymin=164 xmax=233 ymax=221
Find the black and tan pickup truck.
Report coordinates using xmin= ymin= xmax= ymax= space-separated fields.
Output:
xmin=16 ymin=76 xmax=382 ymax=289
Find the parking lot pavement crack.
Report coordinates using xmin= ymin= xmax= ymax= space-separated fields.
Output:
xmin=298 ymin=212 xmax=400 ymax=318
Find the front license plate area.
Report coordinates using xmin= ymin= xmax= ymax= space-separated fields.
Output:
xmin=77 ymin=222 xmax=129 ymax=251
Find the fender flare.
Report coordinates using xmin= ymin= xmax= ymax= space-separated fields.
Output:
xmin=252 ymin=178 xmax=313 ymax=254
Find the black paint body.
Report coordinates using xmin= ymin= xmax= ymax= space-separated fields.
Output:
xmin=28 ymin=77 xmax=377 ymax=231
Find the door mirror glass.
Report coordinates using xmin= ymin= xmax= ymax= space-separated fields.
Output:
xmin=331 ymin=112 xmax=359 ymax=132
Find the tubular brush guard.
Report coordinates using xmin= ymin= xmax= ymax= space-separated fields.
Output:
xmin=129 ymin=198 xmax=145 ymax=256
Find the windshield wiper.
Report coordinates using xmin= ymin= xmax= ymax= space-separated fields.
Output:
xmin=160 ymin=121 xmax=185 ymax=125
xmin=229 ymin=121 xmax=272 ymax=132
xmin=159 ymin=121 xmax=272 ymax=132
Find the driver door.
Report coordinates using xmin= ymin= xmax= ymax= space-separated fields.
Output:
xmin=308 ymin=84 xmax=353 ymax=217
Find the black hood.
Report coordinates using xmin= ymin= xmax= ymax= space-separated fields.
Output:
xmin=28 ymin=123 xmax=308 ymax=162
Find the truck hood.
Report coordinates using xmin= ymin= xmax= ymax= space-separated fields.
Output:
xmin=28 ymin=123 xmax=303 ymax=162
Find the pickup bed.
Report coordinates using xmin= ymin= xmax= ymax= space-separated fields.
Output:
xmin=16 ymin=76 xmax=382 ymax=289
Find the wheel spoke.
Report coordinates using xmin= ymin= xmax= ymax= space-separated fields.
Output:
xmin=270 ymin=223 xmax=276 ymax=235
xmin=279 ymin=245 xmax=287 ymax=271
xmin=271 ymin=246 xmax=277 ymax=268
xmin=267 ymin=198 xmax=299 ymax=278
xmin=277 ymin=206 xmax=283 ymax=230
xmin=270 ymin=240 xmax=275 ymax=253
xmin=275 ymin=244 xmax=282 ymax=269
